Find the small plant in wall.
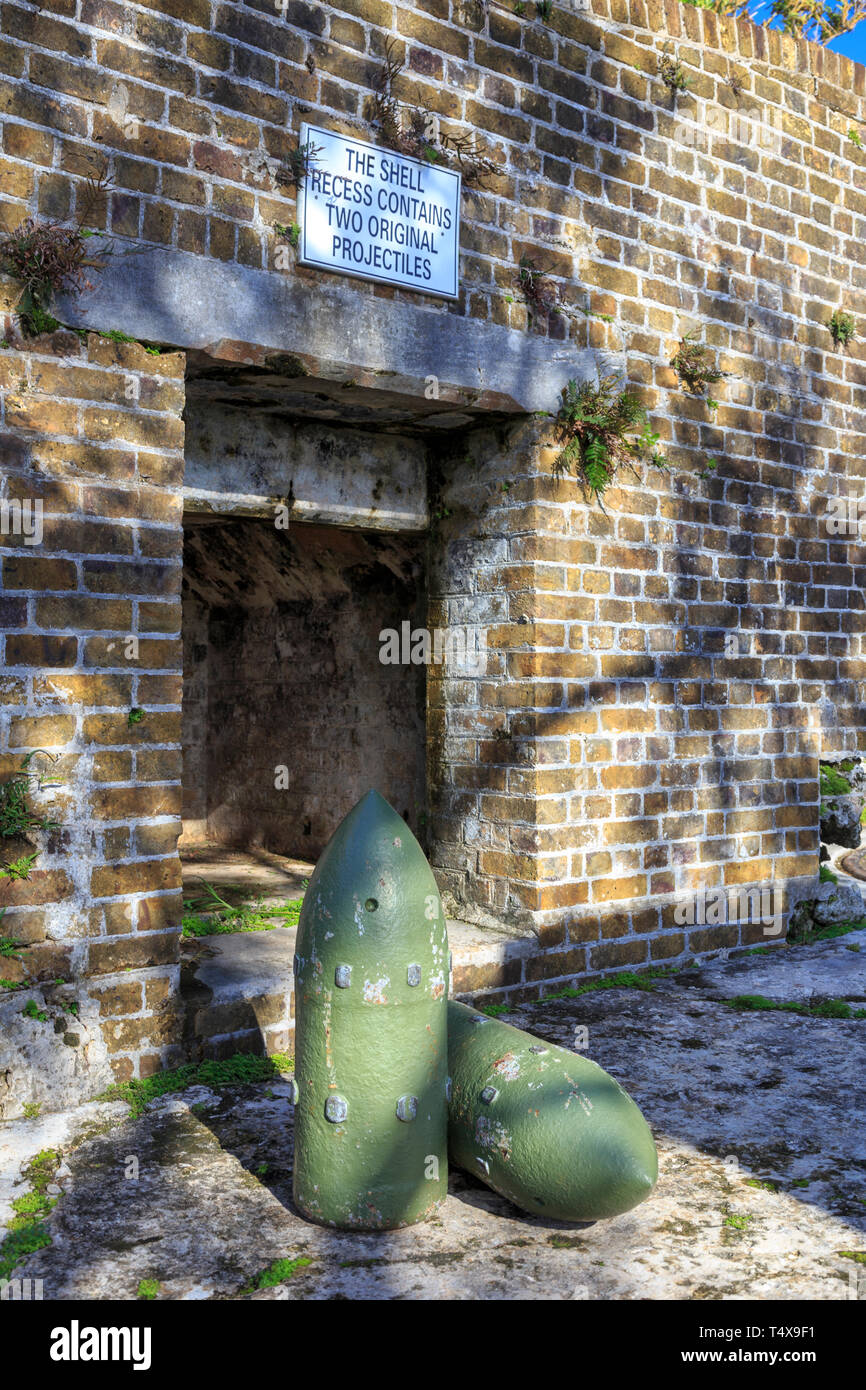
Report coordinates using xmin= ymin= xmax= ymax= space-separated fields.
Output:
xmin=0 ymin=160 xmax=114 ymax=337
xmin=516 ymin=254 xmax=561 ymax=325
xmin=727 ymin=72 xmax=746 ymax=103
xmin=552 ymin=374 xmax=669 ymax=499
xmin=849 ymin=128 xmax=864 ymax=150
xmin=671 ymin=332 xmax=726 ymax=401
xmin=277 ymin=139 xmax=322 ymax=191
xmin=0 ymin=752 xmax=60 ymax=843
xmin=275 ymin=222 xmax=301 ymax=249
xmin=370 ymin=38 xmax=498 ymax=187
xmin=659 ymin=45 xmax=692 ymax=100
xmin=0 ymin=751 xmax=61 ymax=884
xmin=827 ymin=308 xmax=856 ymax=350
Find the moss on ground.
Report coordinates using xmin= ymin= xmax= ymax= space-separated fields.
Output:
xmin=98 ymin=1052 xmax=294 ymax=1119
xmin=241 ymin=1255 xmax=312 ymax=1293
xmin=0 ymin=1148 xmax=60 ymax=1281
xmin=726 ymin=995 xmax=866 ymax=1020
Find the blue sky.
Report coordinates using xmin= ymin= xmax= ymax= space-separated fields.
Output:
xmin=829 ymin=28 xmax=866 ymax=66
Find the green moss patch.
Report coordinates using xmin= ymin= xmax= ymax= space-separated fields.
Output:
xmin=241 ymin=1255 xmax=311 ymax=1293
xmin=98 ymin=1052 xmax=294 ymax=1119
xmin=726 ymin=994 xmax=866 ymax=1020
xmin=0 ymin=1149 xmax=60 ymax=1281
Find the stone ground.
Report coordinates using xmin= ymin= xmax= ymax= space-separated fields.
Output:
xmin=2 ymin=933 xmax=865 ymax=1301
xmin=180 ymin=844 xmax=312 ymax=908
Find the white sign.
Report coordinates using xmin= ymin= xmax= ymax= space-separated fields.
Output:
xmin=297 ymin=123 xmax=461 ymax=300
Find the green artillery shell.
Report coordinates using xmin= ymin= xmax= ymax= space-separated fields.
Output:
xmin=447 ymin=1001 xmax=658 ymax=1222
xmin=293 ymin=790 xmax=449 ymax=1230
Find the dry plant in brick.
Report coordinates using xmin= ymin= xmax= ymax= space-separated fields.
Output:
xmin=0 ymin=159 xmax=114 ymax=336
xmin=516 ymin=254 xmax=562 ymax=324
xmin=552 ymin=374 xmax=668 ymax=498
xmin=671 ymin=332 xmax=726 ymax=399
xmin=371 ymin=38 xmax=498 ymax=187
xmin=276 ymin=139 xmax=323 ymax=190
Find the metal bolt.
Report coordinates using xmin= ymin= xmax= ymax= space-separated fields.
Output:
xmin=480 ymin=1086 xmax=499 ymax=1104
xmin=529 ymin=1045 xmax=548 ymax=1055
xmin=335 ymin=964 xmax=352 ymax=989
xmin=407 ymin=963 xmax=421 ymax=987
xmin=445 ymin=1076 xmax=452 ymax=1101
xmin=396 ymin=1095 xmax=418 ymax=1122
xmin=325 ymin=1095 xmax=348 ymax=1123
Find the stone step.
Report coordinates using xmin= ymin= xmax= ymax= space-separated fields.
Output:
xmin=181 ymin=917 xmax=537 ymax=1062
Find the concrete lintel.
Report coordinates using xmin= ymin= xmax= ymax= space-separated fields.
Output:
xmin=59 ymin=245 xmax=620 ymax=414
xmin=183 ymin=400 xmax=429 ymax=531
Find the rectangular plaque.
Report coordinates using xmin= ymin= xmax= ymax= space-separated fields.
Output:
xmin=298 ymin=123 xmax=461 ymax=300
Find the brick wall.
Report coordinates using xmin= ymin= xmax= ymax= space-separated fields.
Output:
xmin=1 ymin=0 xmax=865 ymax=1049
xmin=0 ymin=299 xmax=187 ymax=1086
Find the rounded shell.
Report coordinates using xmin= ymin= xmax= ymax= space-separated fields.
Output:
xmin=447 ymin=1001 xmax=658 ymax=1222
xmin=293 ymin=790 xmax=449 ymax=1230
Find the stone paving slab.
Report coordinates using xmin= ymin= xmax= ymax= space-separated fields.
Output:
xmin=3 ymin=935 xmax=865 ymax=1300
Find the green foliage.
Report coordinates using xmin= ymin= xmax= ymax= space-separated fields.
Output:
xmin=98 ymin=1051 xmax=294 ymax=1118
xmin=838 ymin=1250 xmax=866 ymax=1264
xmin=127 ymin=707 xmax=145 ymax=727
xmin=0 ymin=1220 xmax=51 ymax=1280
xmin=788 ymin=917 xmax=866 ymax=947
xmin=659 ymin=46 xmax=692 ymax=96
xmin=850 ymin=128 xmax=864 ymax=150
xmin=21 ymin=1102 xmax=41 ymax=1119
xmin=678 ymin=0 xmax=866 ymax=45
xmin=181 ymin=880 xmax=305 ymax=938
xmin=480 ymin=1003 xmax=513 ymax=1017
xmin=275 ymin=222 xmax=301 ymax=248
xmin=22 ymin=999 xmax=47 ymax=1022
xmin=726 ymin=993 xmax=866 ymax=1019
xmin=827 ymin=308 xmax=856 ymax=349
xmin=241 ymin=1255 xmax=312 ymax=1293
xmin=0 ymin=1149 xmax=60 ymax=1280
xmin=536 ymin=0 xmax=554 ymax=16
xmin=671 ymin=332 xmax=724 ymax=395
xmin=553 ymin=374 xmax=667 ymax=497
xmin=819 ymin=863 xmax=838 ymax=884
xmin=820 ymin=763 xmax=851 ymax=796
xmin=723 ymin=1212 xmax=753 ymax=1230
xmin=0 ymin=751 xmax=60 ymax=841
xmin=0 ymin=851 xmax=39 ymax=882
xmin=137 ymin=1278 xmax=161 ymax=1300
